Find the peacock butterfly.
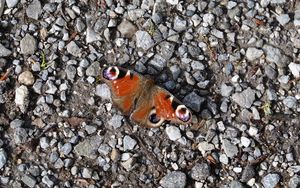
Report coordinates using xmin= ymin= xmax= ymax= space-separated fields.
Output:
xmin=101 ymin=66 xmax=192 ymax=128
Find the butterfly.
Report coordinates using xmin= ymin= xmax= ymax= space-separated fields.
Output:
xmin=101 ymin=66 xmax=192 ymax=128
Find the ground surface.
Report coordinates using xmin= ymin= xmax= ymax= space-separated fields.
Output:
xmin=0 ymin=0 xmax=300 ymax=187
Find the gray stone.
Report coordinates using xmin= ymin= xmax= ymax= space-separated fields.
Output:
xmin=49 ymin=151 xmax=59 ymax=163
xmin=166 ymin=0 xmax=178 ymax=5
xmin=276 ymin=14 xmax=290 ymax=26
xmin=45 ymin=80 xmax=57 ymax=94
xmin=246 ymin=47 xmax=264 ymax=61
xmin=211 ymin=29 xmax=224 ymax=39
xmin=74 ymin=135 xmax=103 ymax=159
xmin=26 ymin=0 xmax=42 ymax=20
xmin=14 ymin=128 xmax=28 ymax=144
xmin=21 ymin=174 xmax=37 ymax=188
xmin=289 ymin=175 xmax=300 ymax=188
xmin=33 ymin=79 xmax=43 ymax=94
xmin=288 ymin=62 xmax=300 ymax=78
xmin=117 ymin=19 xmax=137 ymax=38
xmin=20 ymin=34 xmax=37 ymax=55
xmin=128 ymin=9 xmax=145 ymax=21
xmin=123 ymin=135 xmax=137 ymax=151
xmin=86 ymin=27 xmax=102 ymax=43
xmin=18 ymin=71 xmax=35 ymax=86
xmin=0 ymin=0 xmax=4 ymax=17
xmin=42 ymin=175 xmax=54 ymax=187
xmin=160 ymin=42 xmax=175 ymax=60
xmin=270 ymin=0 xmax=285 ymax=4
xmin=0 ymin=44 xmax=12 ymax=57
xmin=221 ymin=83 xmax=234 ymax=97
xmin=54 ymin=158 xmax=64 ymax=168
xmin=75 ymin=18 xmax=85 ymax=33
xmin=86 ymin=62 xmax=100 ymax=77
xmin=183 ymin=92 xmax=205 ymax=112
xmin=148 ymin=54 xmax=166 ymax=71
xmin=261 ymin=173 xmax=280 ymax=188
xmin=95 ymin=84 xmax=111 ymax=100
xmin=15 ymin=85 xmax=29 ymax=113
xmin=82 ymin=168 xmax=92 ymax=178
xmin=108 ymin=114 xmax=123 ymax=129
xmin=265 ymin=65 xmax=277 ymax=79
xmin=135 ymin=31 xmax=154 ymax=51
xmin=230 ymin=180 xmax=244 ymax=188
xmin=241 ymin=165 xmax=255 ymax=182
xmin=232 ymin=87 xmax=255 ymax=109
xmin=166 ymin=126 xmax=181 ymax=141
xmin=283 ymin=96 xmax=297 ymax=108
xmin=203 ymin=13 xmax=215 ymax=26
xmin=263 ymin=44 xmax=290 ymax=68
xmin=40 ymin=137 xmax=49 ymax=149
xmin=10 ymin=119 xmax=24 ymax=128
xmin=84 ymin=125 xmax=97 ymax=134
xmin=66 ymin=65 xmax=76 ymax=81
xmin=160 ymin=171 xmax=186 ymax=188
xmin=174 ymin=16 xmax=187 ymax=32
xmin=98 ymin=144 xmax=111 ymax=156
xmin=66 ymin=41 xmax=81 ymax=57
xmin=0 ymin=149 xmax=7 ymax=169
xmin=222 ymin=139 xmax=238 ymax=158
xmin=60 ymin=143 xmax=72 ymax=155
xmin=190 ymin=163 xmax=210 ymax=181
xmin=43 ymin=3 xmax=56 ymax=13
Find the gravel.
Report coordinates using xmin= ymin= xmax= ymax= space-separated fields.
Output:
xmin=20 ymin=34 xmax=37 ymax=55
xmin=261 ymin=173 xmax=281 ymax=188
xmin=165 ymin=126 xmax=182 ymax=141
xmin=232 ymin=87 xmax=256 ymax=109
xmin=160 ymin=171 xmax=186 ymax=188
xmin=0 ymin=43 xmax=12 ymax=57
xmin=0 ymin=149 xmax=7 ymax=169
xmin=190 ymin=162 xmax=210 ymax=181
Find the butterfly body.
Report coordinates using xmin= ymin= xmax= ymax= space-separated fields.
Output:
xmin=101 ymin=66 xmax=192 ymax=128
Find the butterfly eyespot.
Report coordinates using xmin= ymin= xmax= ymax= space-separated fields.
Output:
xmin=175 ymin=105 xmax=191 ymax=122
xmin=149 ymin=112 xmax=160 ymax=124
xmin=103 ymin=66 xmax=119 ymax=80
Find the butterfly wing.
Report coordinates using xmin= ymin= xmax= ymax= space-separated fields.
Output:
xmin=101 ymin=66 xmax=143 ymax=115
xmin=130 ymin=86 xmax=192 ymax=128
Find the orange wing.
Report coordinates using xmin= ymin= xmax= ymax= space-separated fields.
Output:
xmin=101 ymin=66 xmax=141 ymax=115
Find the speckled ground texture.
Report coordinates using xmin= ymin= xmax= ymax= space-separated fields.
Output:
xmin=0 ymin=0 xmax=300 ymax=187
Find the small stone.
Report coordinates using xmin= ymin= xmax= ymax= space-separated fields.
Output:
xmin=121 ymin=157 xmax=135 ymax=171
xmin=227 ymin=1 xmax=237 ymax=9
xmin=265 ymin=65 xmax=277 ymax=79
xmin=54 ymin=158 xmax=64 ymax=168
xmin=230 ymin=181 xmax=244 ymax=188
xmin=82 ymin=168 xmax=92 ymax=178
xmin=190 ymin=163 xmax=210 ymax=181
xmin=86 ymin=62 xmax=100 ymax=77
xmin=108 ymin=114 xmax=123 ymax=129
xmin=66 ymin=65 xmax=76 ymax=81
xmin=20 ymin=34 xmax=37 ymax=55
xmin=135 ymin=31 xmax=154 ymax=51
xmin=288 ymin=62 xmax=300 ymax=78
xmin=45 ymin=80 xmax=57 ymax=94
xmin=276 ymin=14 xmax=290 ymax=26
xmin=74 ymin=135 xmax=103 ymax=159
xmin=15 ymin=85 xmax=29 ymax=113
xmin=0 ymin=149 xmax=7 ymax=169
xmin=241 ymin=165 xmax=256 ymax=183
xmin=203 ymin=13 xmax=215 ymax=26
xmin=14 ymin=128 xmax=28 ymax=144
xmin=222 ymin=139 xmax=238 ymax=158
xmin=18 ymin=71 xmax=35 ymax=86
xmin=289 ymin=175 xmax=300 ymax=188
xmin=263 ymin=44 xmax=290 ymax=68
xmin=211 ymin=29 xmax=224 ymax=39
xmin=232 ymin=87 xmax=256 ymax=109
xmin=221 ymin=83 xmax=234 ymax=97
xmin=283 ymin=96 xmax=297 ymax=108
xmin=148 ymin=54 xmax=166 ymax=71
xmin=261 ymin=173 xmax=280 ymax=188
xmin=66 ymin=41 xmax=81 ymax=57
xmin=160 ymin=171 xmax=186 ymax=188
xmin=246 ymin=47 xmax=264 ymax=61
xmin=117 ymin=19 xmax=137 ymax=38
xmin=166 ymin=126 xmax=182 ymax=141
xmin=174 ymin=16 xmax=187 ymax=32
xmin=166 ymin=0 xmax=178 ymax=5
xmin=241 ymin=136 xmax=251 ymax=147
xmin=10 ymin=119 xmax=24 ymax=128
xmin=26 ymin=0 xmax=42 ymax=20
xmin=60 ymin=143 xmax=72 ymax=155
xmin=0 ymin=43 xmax=12 ymax=57
xmin=183 ymin=92 xmax=205 ymax=112
xmin=40 ymin=137 xmax=49 ymax=149
xmin=21 ymin=174 xmax=37 ymax=188
xmin=128 ymin=9 xmax=145 ymax=21
xmin=123 ymin=135 xmax=137 ymax=151
xmin=248 ymin=126 xmax=258 ymax=136
xmin=219 ymin=154 xmax=229 ymax=164
xmin=198 ymin=141 xmax=215 ymax=155
xmin=42 ymin=175 xmax=54 ymax=187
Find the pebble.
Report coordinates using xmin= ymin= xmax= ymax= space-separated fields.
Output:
xmin=66 ymin=65 xmax=76 ymax=81
xmin=219 ymin=154 xmax=229 ymax=164
xmin=190 ymin=163 xmax=210 ymax=181
xmin=160 ymin=171 xmax=186 ymax=188
xmin=261 ymin=173 xmax=280 ymax=188
xmin=18 ymin=71 xmax=35 ymax=85
xmin=289 ymin=175 xmax=300 ymax=188
xmin=82 ymin=168 xmax=92 ymax=178
xmin=232 ymin=87 xmax=256 ymax=109
xmin=135 ymin=31 xmax=154 ymax=51
xmin=117 ymin=19 xmax=137 ymax=38
xmin=108 ymin=114 xmax=123 ymax=129
xmin=60 ymin=143 xmax=72 ymax=155
xmin=203 ymin=13 xmax=215 ymax=26
xmin=283 ymin=96 xmax=297 ymax=108
xmin=241 ymin=165 xmax=255 ymax=183
xmin=45 ymin=80 xmax=58 ymax=94
xmin=263 ymin=44 xmax=289 ymax=68
xmin=0 ymin=148 xmax=7 ymax=169
xmin=86 ymin=61 xmax=100 ymax=77
xmin=123 ymin=135 xmax=137 ymax=151
xmin=198 ymin=141 xmax=215 ymax=155
xmin=241 ymin=136 xmax=251 ymax=147
xmin=39 ymin=137 xmax=50 ymax=149
xmin=74 ymin=135 xmax=103 ymax=159
xmin=222 ymin=139 xmax=238 ymax=158
xmin=86 ymin=27 xmax=102 ymax=43
xmin=149 ymin=54 xmax=166 ymax=71
xmin=165 ymin=126 xmax=182 ymax=141
xmin=14 ymin=128 xmax=28 ymax=144
xmin=20 ymin=34 xmax=37 ymax=55
xmin=221 ymin=83 xmax=234 ymax=97
xmin=174 ymin=16 xmax=187 ymax=32
xmin=230 ymin=181 xmax=244 ymax=188
xmin=15 ymin=85 xmax=29 ymax=113
xmin=183 ymin=92 xmax=205 ymax=112
xmin=0 ymin=0 xmax=4 ymax=17
xmin=10 ymin=119 xmax=24 ymax=128
xmin=66 ymin=41 xmax=81 ymax=57
xmin=0 ymin=43 xmax=12 ymax=57
xmin=166 ymin=0 xmax=178 ymax=5
xmin=21 ymin=174 xmax=37 ymax=188
xmin=265 ymin=65 xmax=278 ymax=80
xmin=288 ymin=62 xmax=300 ymax=78
xmin=26 ymin=0 xmax=42 ymax=20
xmin=276 ymin=14 xmax=290 ymax=26
xmin=42 ymin=175 xmax=54 ymax=187
xmin=246 ymin=47 xmax=264 ymax=61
